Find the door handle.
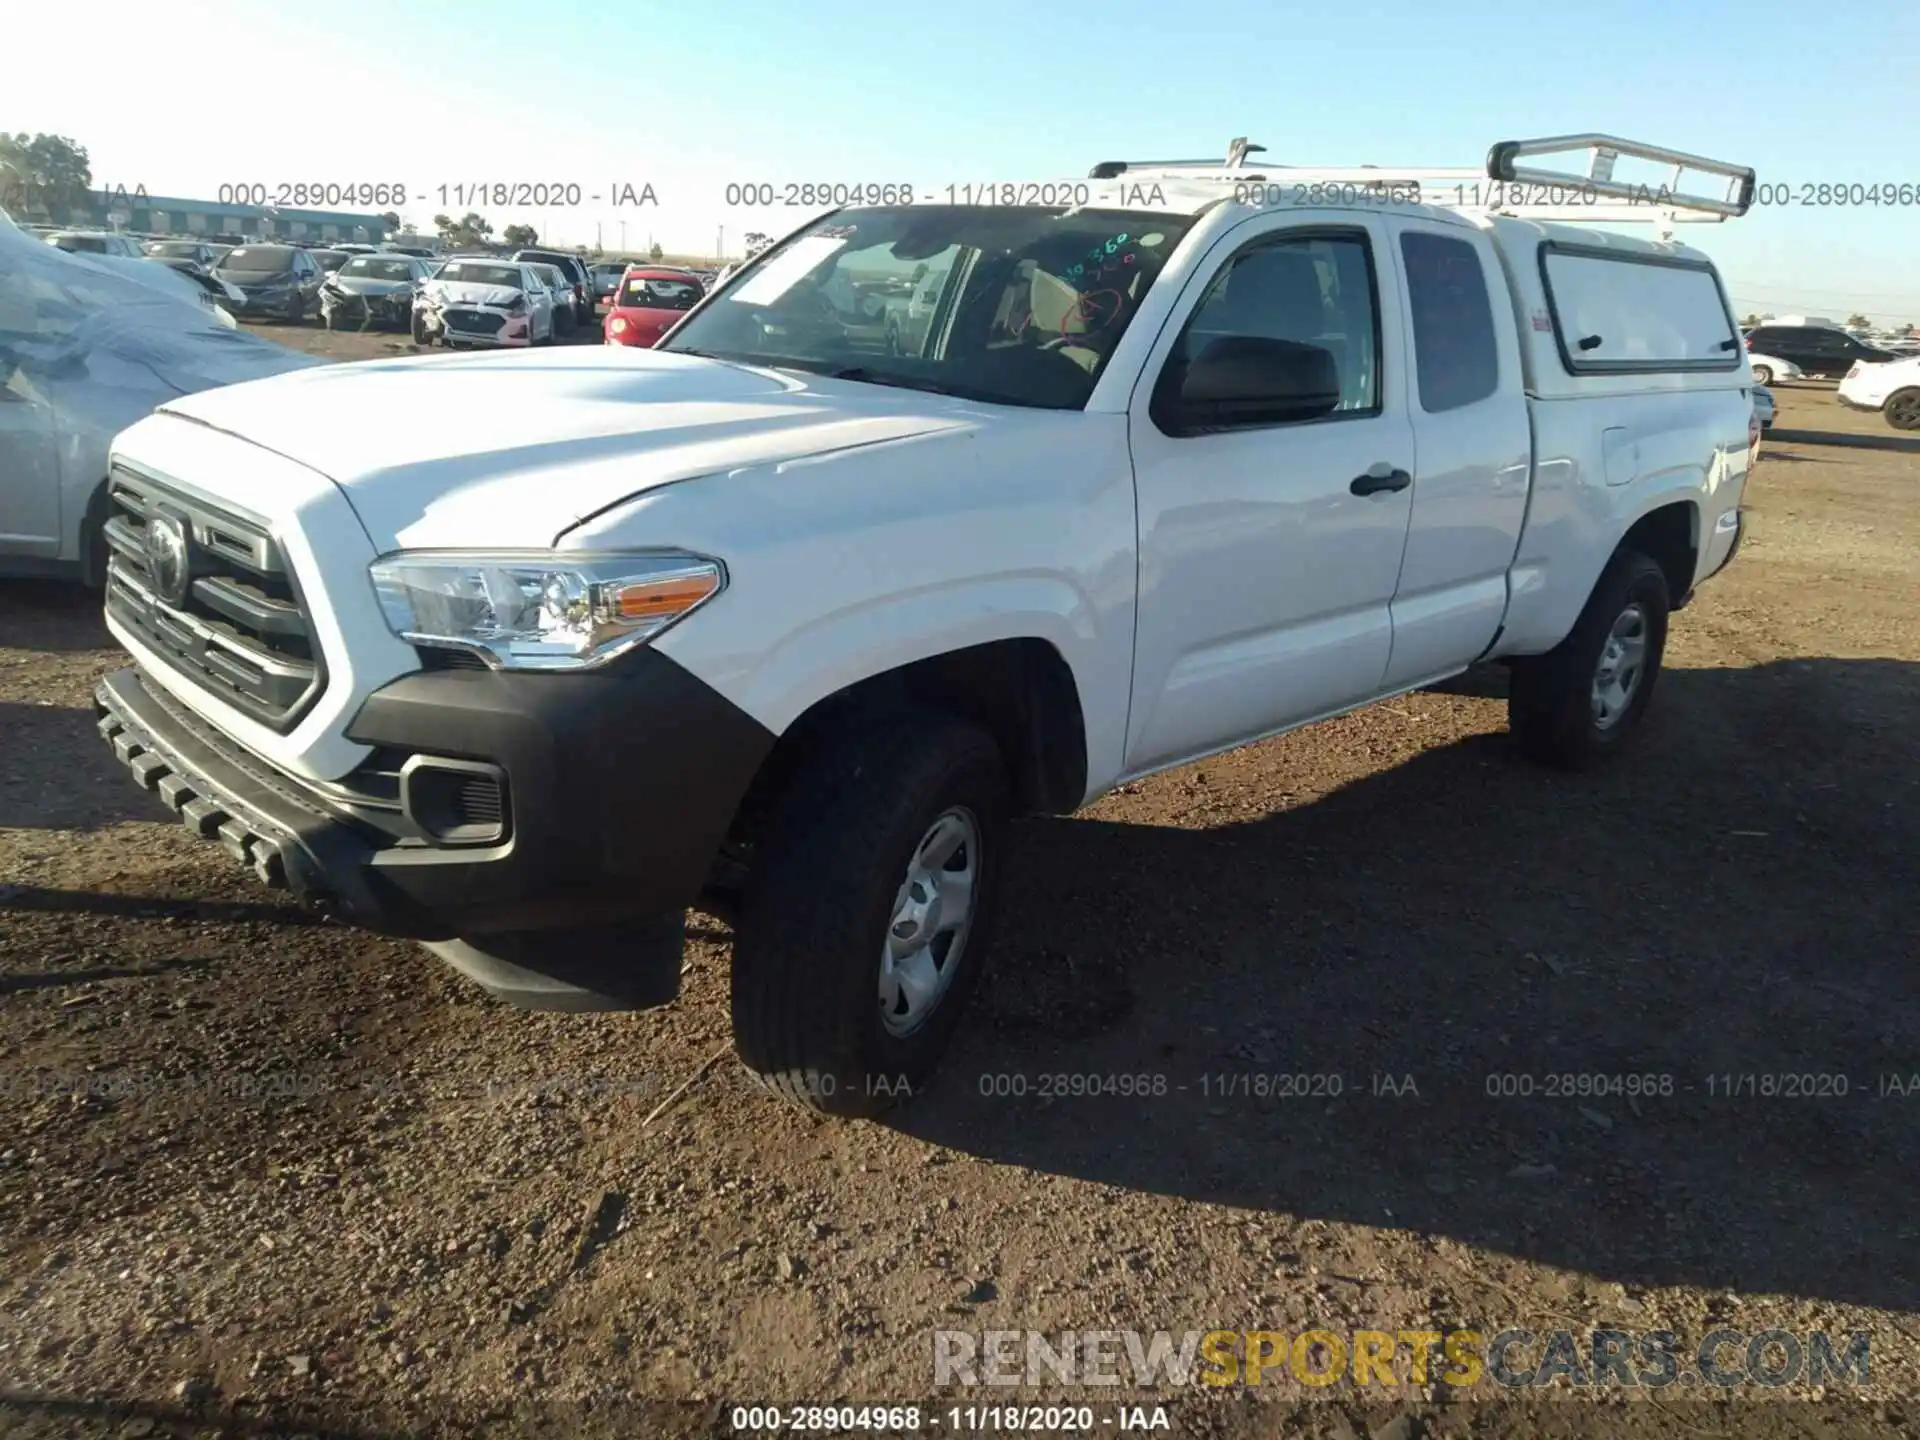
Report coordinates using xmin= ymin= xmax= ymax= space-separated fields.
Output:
xmin=1350 ymin=467 xmax=1412 ymax=496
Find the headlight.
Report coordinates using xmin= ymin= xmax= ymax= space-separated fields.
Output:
xmin=369 ymin=552 xmax=725 ymax=670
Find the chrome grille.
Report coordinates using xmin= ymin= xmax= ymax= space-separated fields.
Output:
xmin=103 ymin=466 xmax=324 ymax=730
xmin=444 ymin=308 xmax=505 ymax=335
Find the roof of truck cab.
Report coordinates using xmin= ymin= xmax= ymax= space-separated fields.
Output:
xmin=888 ymin=181 xmax=1723 ymax=268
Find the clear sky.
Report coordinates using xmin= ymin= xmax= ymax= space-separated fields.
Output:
xmin=9 ymin=0 xmax=1919 ymax=323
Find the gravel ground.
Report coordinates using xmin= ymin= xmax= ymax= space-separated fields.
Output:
xmin=2 ymin=351 xmax=1917 ymax=1439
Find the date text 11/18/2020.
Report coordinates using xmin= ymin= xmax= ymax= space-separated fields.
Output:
xmin=208 ymin=182 xmax=659 ymax=210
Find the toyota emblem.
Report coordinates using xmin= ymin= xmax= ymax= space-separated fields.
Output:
xmin=144 ymin=514 xmax=191 ymax=606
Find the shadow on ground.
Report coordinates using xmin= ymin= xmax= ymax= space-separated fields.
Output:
xmin=0 ymin=701 xmax=163 ymax=830
xmin=0 ymin=580 xmax=111 ymax=653
xmin=899 ymin=657 xmax=1920 ymax=1316
xmin=1768 ymin=427 xmax=1920 ymax=455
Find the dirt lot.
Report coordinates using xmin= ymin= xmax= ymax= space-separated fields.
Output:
xmin=2 ymin=347 xmax=1917 ymax=1439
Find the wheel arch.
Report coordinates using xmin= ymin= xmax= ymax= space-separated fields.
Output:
xmin=741 ymin=637 xmax=1089 ymax=826
xmin=1619 ymin=499 xmax=1699 ymax=610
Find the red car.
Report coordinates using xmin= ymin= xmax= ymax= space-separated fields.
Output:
xmin=604 ymin=267 xmax=705 ymax=347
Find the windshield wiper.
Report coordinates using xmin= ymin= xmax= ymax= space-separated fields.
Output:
xmin=825 ymin=366 xmax=966 ymax=396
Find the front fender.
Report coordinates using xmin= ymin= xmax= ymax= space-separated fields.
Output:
xmin=576 ymin=415 xmax=1141 ymax=797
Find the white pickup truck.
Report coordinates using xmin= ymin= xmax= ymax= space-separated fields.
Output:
xmin=93 ymin=135 xmax=1760 ymax=1115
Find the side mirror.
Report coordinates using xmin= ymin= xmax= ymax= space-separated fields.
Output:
xmin=1153 ymin=335 xmax=1342 ymax=435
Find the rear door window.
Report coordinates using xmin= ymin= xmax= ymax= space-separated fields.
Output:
xmin=1400 ymin=231 xmax=1498 ymax=412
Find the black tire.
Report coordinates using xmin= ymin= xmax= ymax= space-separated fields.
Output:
xmin=1750 ymin=363 xmax=1773 ymax=386
xmin=731 ymin=711 xmax=1010 ymax=1117
xmin=412 ymin=317 xmax=430 ymax=345
xmin=1885 ymin=388 xmax=1920 ymax=432
xmin=79 ymin=482 xmax=113 ymax=591
xmin=1508 ymin=548 xmax=1670 ymax=770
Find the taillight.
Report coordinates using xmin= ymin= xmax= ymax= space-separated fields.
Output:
xmin=1847 ymin=362 xmax=1861 ymax=379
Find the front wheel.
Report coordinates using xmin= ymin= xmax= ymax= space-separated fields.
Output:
xmin=1508 ymin=549 xmax=1670 ymax=770
xmin=1884 ymin=388 xmax=1920 ymax=431
xmin=1750 ymin=363 xmax=1774 ymax=386
xmin=730 ymin=712 xmax=1009 ymax=1116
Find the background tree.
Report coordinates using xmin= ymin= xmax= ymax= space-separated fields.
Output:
xmin=502 ymin=223 xmax=539 ymax=247
xmin=1846 ymin=313 xmax=1872 ymax=331
xmin=434 ymin=212 xmax=493 ymax=248
xmin=648 ymin=240 xmax=664 ymax=261
xmin=743 ymin=230 xmax=772 ymax=256
xmin=0 ymin=132 xmax=92 ymax=219
xmin=1741 ymin=312 xmax=1760 ymax=327
xmin=378 ymin=209 xmax=401 ymax=232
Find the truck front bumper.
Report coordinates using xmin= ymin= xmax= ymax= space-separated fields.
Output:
xmin=94 ymin=650 xmax=775 ymax=1009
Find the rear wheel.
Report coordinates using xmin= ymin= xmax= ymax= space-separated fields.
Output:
xmin=730 ymin=712 xmax=1009 ymax=1117
xmin=1750 ymin=363 xmax=1774 ymax=385
xmin=1508 ymin=549 xmax=1670 ymax=770
xmin=1885 ymin=388 xmax=1920 ymax=431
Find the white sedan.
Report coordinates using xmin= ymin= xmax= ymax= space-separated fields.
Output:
xmin=1744 ymin=352 xmax=1802 ymax=386
xmin=412 ymin=259 xmax=555 ymax=348
xmin=1838 ymin=354 xmax=1920 ymax=431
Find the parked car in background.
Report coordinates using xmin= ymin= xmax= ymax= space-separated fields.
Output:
xmin=149 ymin=255 xmax=248 ymax=312
xmin=144 ymin=239 xmax=224 ymax=267
xmin=1838 ymin=353 xmax=1920 ymax=430
xmin=320 ymin=253 xmax=432 ymax=331
xmin=0 ymin=212 xmax=319 ymax=584
xmin=590 ymin=261 xmax=627 ymax=306
xmin=528 ymin=262 xmax=579 ymax=334
xmin=335 ymin=242 xmax=379 ymax=255
xmin=413 ymin=258 xmax=554 ymax=348
xmin=511 ymin=248 xmax=592 ymax=319
xmin=1751 ymin=384 xmax=1774 ymax=431
xmin=1743 ymin=322 xmax=1899 ymax=380
xmin=46 ymin=231 xmax=146 ymax=258
xmin=1741 ymin=351 xmax=1802 ymax=386
xmin=212 ymin=244 xmax=327 ymax=323
xmin=602 ymin=266 xmax=703 ymax=347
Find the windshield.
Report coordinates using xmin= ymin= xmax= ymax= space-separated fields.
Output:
xmin=623 ymin=275 xmax=702 ymax=310
xmin=660 ymin=206 xmax=1193 ymax=409
xmin=435 ymin=262 xmax=523 ymax=289
xmin=217 ymin=247 xmax=296 ymax=275
xmin=148 ymin=241 xmax=203 ymax=258
xmin=342 ymin=257 xmax=417 ymax=281
xmin=312 ymin=251 xmax=349 ymax=271
xmin=51 ymin=235 xmax=109 ymax=253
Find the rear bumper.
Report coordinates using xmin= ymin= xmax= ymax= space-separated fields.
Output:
xmin=95 ymin=649 xmax=777 ymax=1004
xmin=1835 ymin=391 xmax=1882 ymax=413
xmin=1701 ymin=506 xmax=1744 ymax=583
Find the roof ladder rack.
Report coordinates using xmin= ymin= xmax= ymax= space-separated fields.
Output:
xmin=1088 ymin=133 xmax=1756 ymax=234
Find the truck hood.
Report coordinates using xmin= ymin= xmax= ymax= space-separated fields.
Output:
xmin=153 ymin=345 xmax=983 ymax=550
